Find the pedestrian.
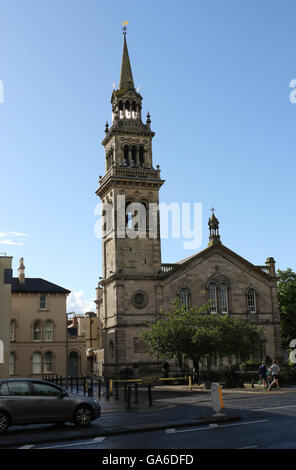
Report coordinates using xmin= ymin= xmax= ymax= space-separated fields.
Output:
xmin=258 ymin=361 xmax=268 ymax=389
xmin=268 ymin=360 xmax=280 ymax=391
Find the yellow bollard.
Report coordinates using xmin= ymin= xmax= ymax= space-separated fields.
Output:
xmin=109 ymin=379 xmax=113 ymax=395
xmin=189 ymin=375 xmax=192 ymax=391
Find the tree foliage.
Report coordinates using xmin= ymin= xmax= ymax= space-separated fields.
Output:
xmin=278 ymin=268 xmax=296 ymax=348
xmin=141 ymin=300 xmax=261 ymax=371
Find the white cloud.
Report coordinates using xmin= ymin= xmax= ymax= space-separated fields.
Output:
xmin=9 ymin=232 xmax=29 ymax=237
xmin=0 ymin=231 xmax=29 ymax=246
xmin=0 ymin=239 xmax=24 ymax=246
xmin=67 ymin=290 xmax=96 ymax=315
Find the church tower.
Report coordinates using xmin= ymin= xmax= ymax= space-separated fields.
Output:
xmin=96 ymin=28 xmax=165 ymax=376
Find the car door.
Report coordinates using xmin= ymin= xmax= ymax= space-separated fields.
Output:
xmin=31 ymin=381 xmax=73 ymax=422
xmin=3 ymin=380 xmax=37 ymax=425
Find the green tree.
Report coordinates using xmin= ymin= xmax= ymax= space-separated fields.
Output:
xmin=278 ymin=268 xmax=296 ymax=348
xmin=141 ymin=301 xmax=261 ymax=377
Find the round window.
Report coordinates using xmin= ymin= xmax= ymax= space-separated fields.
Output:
xmin=132 ymin=291 xmax=148 ymax=309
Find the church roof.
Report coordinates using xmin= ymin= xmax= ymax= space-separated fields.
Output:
xmin=12 ymin=277 xmax=71 ymax=294
xmin=171 ymin=243 xmax=275 ymax=281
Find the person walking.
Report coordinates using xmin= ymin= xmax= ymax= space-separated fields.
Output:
xmin=268 ymin=360 xmax=280 ymax=390
xmin=258 ymin=361 xmax=268 ymax=389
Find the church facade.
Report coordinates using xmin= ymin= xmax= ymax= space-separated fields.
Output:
xmin=96 ymin=32 xmax=283 ymax=377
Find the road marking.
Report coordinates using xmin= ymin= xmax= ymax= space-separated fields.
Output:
xmin=40 ymin=437 xmax=106 ymax=449
xmin=237 ymin=445 xmax=258 ymax=449
xmin=165 ymin=419 xmax=270 ymax=434
xmin=256 ymin=404 xmax=296 ymax=411
xmin=19 ymin=445 xmax=34 ymax=449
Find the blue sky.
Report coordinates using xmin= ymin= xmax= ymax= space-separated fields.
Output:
xmin=1 ymin=0 xmax=295 ymax=313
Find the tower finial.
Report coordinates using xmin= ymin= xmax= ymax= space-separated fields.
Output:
xmin=122 ymin=20 xmax=128 ymax=36
xmin=208 ymin=209 xmax=221 ymax=247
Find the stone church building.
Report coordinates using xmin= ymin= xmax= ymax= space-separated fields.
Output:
xmin=96 ymin=31 xmax=283 ymax=377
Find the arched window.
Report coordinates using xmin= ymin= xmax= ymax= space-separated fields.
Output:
xmin=179 ymin=288 xmax=189 ymax=309
xmin=10 ymin=320 xmax=15 ymax=342
xmin=44 ymin=320 xmax=54 ymax=341
xmin=131 ymin=146 xmax=137 ymax=165
xmin=109 ymin=340 xmax=115 ymax=359
xmin=208 ymin=283 xmax=217 ymax=313
xmin=44 ymin=352 xmax=53 ymax=373
xmin=247 ymin=288 xmax=257 ymax=313
xmin=9 ymin=352 xmax=15 ymax=376
xmin=33 ymin=321 xmax=42 ymax=341
xmin=220 ymin=283 xmax=228 ymax=314
xmin=32 ymin=352 xmax=42 ymax=374
xmin=123 ymin=145 xmax=129 ymax=164
xmin=139 ymin=146 xmax=144 ymax=167
xmin=125 ymin=201 xmax=133 ymax=229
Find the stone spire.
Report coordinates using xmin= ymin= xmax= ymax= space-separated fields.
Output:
xmin=208 ymin=208 xmax=221 ymax=247
xmin=18 ymin=257 xmax=25 ymax=284
xmin=118 ymin=32 xmax=135 ymax=91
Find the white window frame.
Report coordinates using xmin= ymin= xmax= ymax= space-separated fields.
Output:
xmin=208 ymin=283 xmax=217 ymax=313
xmin=32 ymin=352 xmax=42 ymax=375
xmin=9 ymin=352 xmax=15 ymax=376
xmin=247 ymin=288 xmax=257 ymax=313
xmin=44 ymin=351 xmax=53 ymax=373
xmin=40 ymin=294 xmax=47 ymax=310
xmin=220 ymin=283 xmax=228 ymax=314
xmin=44 ymin=320 xmax=54 ymax=342
xmin=33 ymin=320 xmax=42 ymax=341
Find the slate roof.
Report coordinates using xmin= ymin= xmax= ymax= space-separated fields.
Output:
xmin=11 ymin=278 xmax=70 ymax=294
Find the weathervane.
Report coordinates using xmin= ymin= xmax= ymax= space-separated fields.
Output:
xmin=210 ymin=207 xmax=215 ymax=214
xmin=122 ymin=20 xmax=128 ymax=36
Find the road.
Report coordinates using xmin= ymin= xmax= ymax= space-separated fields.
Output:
xmin=3 ymin=387 xmax=296 ymax=450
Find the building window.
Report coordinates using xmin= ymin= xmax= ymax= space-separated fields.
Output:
xmin=220 ymin=283 xmax=228 ymax=314
xmin=44 ymin=320 xmax=54 ymax=341
xmin=10 ymin=320 xmax=16 ymax=342
xmin=9 ymin=352 xmax=15 ymax=376
xmin=44 ymin=352 xmax=53 ymax=373
xmin=179 ymin=288 xmax=189 ymax=309
xmin=40 ymin=294 xmax=47 ymax=310
xmin=33 ymin=320 xmax=42 ymax=341
xmin=131 ymin=291 xmax=149 ymax=309
xmin=32 ymin=352 xmax=42 ymax=374
xmin=208 ymin=283 xmax=217 ymax=313
xmin=109 ymin=340 xmax=114 ymax=359
xmin=248 ymin=288 xmax=257 ymax=313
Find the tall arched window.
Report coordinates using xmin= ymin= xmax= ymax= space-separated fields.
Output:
xmin=44 ymin=352 xmax=53 ymax=373
xmin=179 ymin=288 xmax=189 ymax=309
xmin=247 ymin=288 xmax=257 ymax=313
xmin=33 ymin=321 xmax=42 ymax=341
xmin=10 ymin=320 xmax=15 ymax=342
xmin=9 ymin=352 xmax=15 ymax=376
xmin=220 ymin=283 xmax=228 ymax=314
xmin=139 ymin=146 xmax=144 ymax=167
xmin=208 ymin=283 xmax=217 ymax=313
xmin=32 ymin=352 xmax=42 ymax=374
xmin=44 ymin=320 xmax=54 ymax=341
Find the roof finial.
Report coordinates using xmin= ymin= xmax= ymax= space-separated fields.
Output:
xmin=122 ymin=20 xmax=128 ymax=36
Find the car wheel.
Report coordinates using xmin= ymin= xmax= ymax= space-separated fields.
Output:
xmin=0 ymin=412 xmax=9 ymax=433
xmin=74 ymin=406 xmax=93 ymax=427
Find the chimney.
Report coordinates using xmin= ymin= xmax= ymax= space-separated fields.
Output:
xmin=265 ymin=257 xmax=276 ymax=276
xmin=18 ymin=257 xmax=25 ymax=284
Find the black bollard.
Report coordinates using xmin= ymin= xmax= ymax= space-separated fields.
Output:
xmin=134 ymin=383 xmax=139 ymax=404
xmin=88 ymin=378 xmax=93 ymax=397
xmin=98 ymin=380 xmax=101 ymax=398
xmin=148 ymin=384 xmax=153 ymax=407
xmin=106 ymin=379 xmax=110 ymax=400
xmin=70 ymin=377 xmax=73 ymax=392
xmin=60 ymin=376 xmax=63 ymax=387
xmin=115 ymin=381 xmax=119 ymax=400
xmin=124 ymin=383 xmax=127 ymax=401
xmin=76 ymin=378 xmax=79 ymax=393
xmin=126 ymin=385 xmax=131 ymax=409
xmin=84 ymin=379 xmax=87 ymax=395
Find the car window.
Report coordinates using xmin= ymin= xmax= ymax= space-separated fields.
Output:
xmin=0 ymin=383 xmax=10 ymax=396
xmin=32 ymin=382 xmax=62 ymax=397
xmin=7 ymin=381 xmax=31 ymax=396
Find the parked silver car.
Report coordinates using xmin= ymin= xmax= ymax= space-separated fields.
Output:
xmin=0 ymin=378 xmax=101 ymax=433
